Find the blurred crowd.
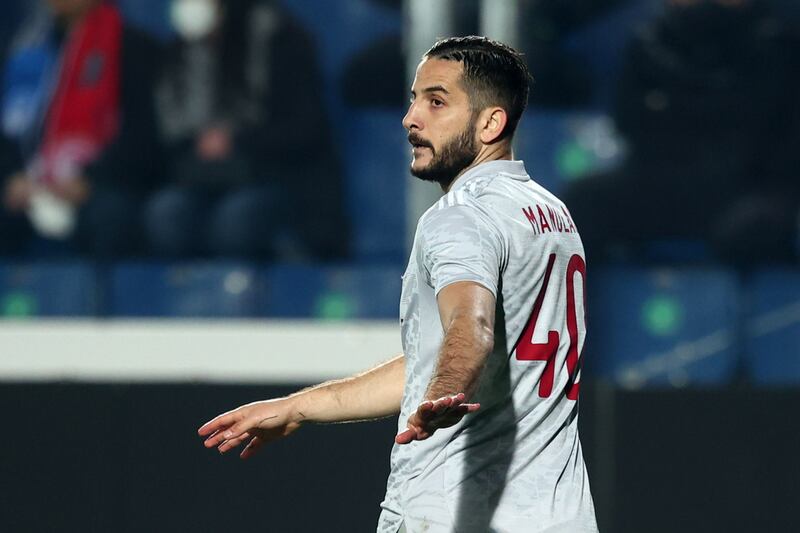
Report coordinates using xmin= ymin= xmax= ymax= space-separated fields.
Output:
xmin=0 ymin=0 xmax=798 ymax=267
xmin=563 ymin=0 xmax=800 ymax=266
xmin=0 ymin=0 xmax=345 ymax=262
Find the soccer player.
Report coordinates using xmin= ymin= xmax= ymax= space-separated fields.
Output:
xmin=198 ymin=36 xmax=598 ymax=533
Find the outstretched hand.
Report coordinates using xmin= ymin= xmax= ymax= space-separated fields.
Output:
xmin=395 ymin=393 xmax=480 ymax=445
xmin=197 ymin=398 xmax=301 ymax=459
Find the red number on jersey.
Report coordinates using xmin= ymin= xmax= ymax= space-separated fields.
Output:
xmin=515 ymin=254 xmax=560 ymax=397
xmin=513 ymin=253 xmax=586 ymax=400
xmin=565 ymin=254 xmax=586 ymax=400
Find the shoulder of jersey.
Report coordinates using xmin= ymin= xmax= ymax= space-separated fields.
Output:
xmin=433 ymin=175 xmax=495 ymax=212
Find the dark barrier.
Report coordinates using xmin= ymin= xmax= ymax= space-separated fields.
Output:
xmin=0 ymin=384 xmax=395 ymax=532
xmin=1 ymin=383 xmax=798 ymax=532
xmin=586 ymin=385 xmax=800 ymax=533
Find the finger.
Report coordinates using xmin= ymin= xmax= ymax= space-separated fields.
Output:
xmin=204 ymin=427 xmax=235 ymax=448
xmin=218 ymin=431 xmax=251 ymax=454
xmin=451 ymin=402 xmax=480 ymax=415
xmin=205 ymin=429 xmax=222 ymax=445
xmin=417 ymin=401 xmax=437 ymax=421
xmin=203 ymin=418 xmax=246 ymax=448
xmin=198 ymin=412 xmax=236 ymax=436
xmin=445 ymin=393 xmax=467 ymax=408
xmin=439 ymin=394 xmax=469 ymax=416
xmin=431 ymin=396 xmax=453 ymax=414
xmin=218 ymin=418 xmax=256 ymax=443
xmin=436 ymin=404 xmax=480 ymax=425
xmin=394 ymin=427 xmax=420 ymax=444
xmin=395 ymin=428 xmax=415 ymax=444
xmin=240 ymin=436 xmax=264 ymax=460
xmin=422 ymin=396 xmax=457 ymax=422
xmin=221 ymin=431 xmax=252 ymax=453
xmin=463 ymin=402 xmax=480 ymax=413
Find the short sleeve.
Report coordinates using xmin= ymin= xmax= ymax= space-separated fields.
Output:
xmin=420 ymin=203 xmax=504 ymax=297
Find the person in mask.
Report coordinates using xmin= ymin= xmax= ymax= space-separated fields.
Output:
xmin=144 ymin=0 xmax=346 ymax=260
xmin=0 ymin=0 xmax=161 ymax=259
xmin=562 ymin=0 xmax=800 ymax=265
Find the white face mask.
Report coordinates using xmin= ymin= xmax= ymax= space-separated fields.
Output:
xmin=27 ymin=189 xmax=75 ymax=240
xmin=170 ymin=0 xmax=219 ymax=41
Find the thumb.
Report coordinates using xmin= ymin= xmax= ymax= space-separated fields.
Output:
xmin=395 ymin=426 xmax=419 ymax=445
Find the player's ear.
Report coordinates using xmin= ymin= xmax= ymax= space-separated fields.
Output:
xmin=478 ymin=107 xmax=507 ymax=145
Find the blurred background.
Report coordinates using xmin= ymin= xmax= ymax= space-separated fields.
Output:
xmin=0 ymin=0 xmax=798 ymax=531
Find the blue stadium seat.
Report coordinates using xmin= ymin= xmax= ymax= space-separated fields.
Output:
xmin=587 ymin=266 xmax=740 ymax=388
xmin=515 ymin=111 xmax=625 ymax=196
xmin=263 ymin=263 xmax=403 ymax=319
xmin=744 ymin=269 xmax=800 ymax=385
xmin=348 ymin=109 xmax=408 ymax=262
xmin=110 ymin=262 xmax=259 ymax=318
xmin=0 ymin=262 xmax=96 ymax=317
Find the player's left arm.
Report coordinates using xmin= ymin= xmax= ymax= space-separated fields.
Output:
xmin=396 ymin=280 xmax=495 ymax=444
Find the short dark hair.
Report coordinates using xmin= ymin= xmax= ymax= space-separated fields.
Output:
xmin=425 ymin=35 xmax=532 ymax=141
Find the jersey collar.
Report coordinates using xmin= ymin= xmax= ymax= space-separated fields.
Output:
xmin=449 ymin=160 xmax=529 ymax=192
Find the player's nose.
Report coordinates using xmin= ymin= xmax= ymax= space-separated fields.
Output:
xmin=402 ymin=102 xmax=422 ymax=132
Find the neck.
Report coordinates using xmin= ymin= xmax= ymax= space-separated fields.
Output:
xmin=442 ymin=142 xmax=513 ymax=192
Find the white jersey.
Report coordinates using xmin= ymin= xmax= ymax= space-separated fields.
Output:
xmin=378 ymin=160 xmax=598 ymax=533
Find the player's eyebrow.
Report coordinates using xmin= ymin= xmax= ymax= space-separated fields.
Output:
xmin=410 ymin=85 xmax=451 ymax=99
xmin=422 ymin=85 xmax=450 ymax=95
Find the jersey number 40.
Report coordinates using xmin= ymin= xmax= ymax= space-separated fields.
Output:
xmin=513 ymin=253 xmax=586 ymax=401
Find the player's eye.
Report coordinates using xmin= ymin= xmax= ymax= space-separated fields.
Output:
xmin=431 ymin=98 xmax=444 ymax=108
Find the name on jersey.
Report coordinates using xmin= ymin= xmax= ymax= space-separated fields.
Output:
xmin=522 ymin=204 xmax=577 ymax=235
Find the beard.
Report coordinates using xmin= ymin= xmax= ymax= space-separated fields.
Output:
xmin=409 ymin=121 xmax=480 ymax=189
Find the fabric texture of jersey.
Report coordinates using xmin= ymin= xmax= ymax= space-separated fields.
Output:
xmin=378 ymin=160 xmax=598 ymax=533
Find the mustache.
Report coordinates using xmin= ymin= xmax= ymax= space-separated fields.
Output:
xmin=407 ymin=133 xmax=434 ymax=151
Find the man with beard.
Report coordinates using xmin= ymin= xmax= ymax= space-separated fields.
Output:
xmin=198 ymin=36 xmax=598 ymax=533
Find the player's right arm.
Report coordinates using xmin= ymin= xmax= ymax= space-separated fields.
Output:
xmin=197 ymin=354 xmax=405 ymax=459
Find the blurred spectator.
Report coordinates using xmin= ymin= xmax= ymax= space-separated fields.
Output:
xmin=0 ymin=0 xmax=161 ymax=259
xmin=145 ymin=0 xmax=347 ymax=260
xmin=563 ymin=0 xmax=800 ymax=265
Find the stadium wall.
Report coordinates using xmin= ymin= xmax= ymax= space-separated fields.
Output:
xmin=0 ymin=320 xmax=401 ymax=382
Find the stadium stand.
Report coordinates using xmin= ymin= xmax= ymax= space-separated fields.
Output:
xmin=110 ymin=262 xmax=259 ymax=317
xmin=587 ymin=266 xmax=741 ymax=387
xmin=0 ymin=262 xmax=96 ymax=317
xmin=263 ymin=263 xmax=403 ymax=319
xmin=745 ymin=269 xmax=800 ymax=385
